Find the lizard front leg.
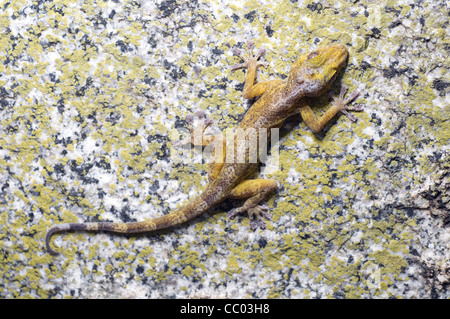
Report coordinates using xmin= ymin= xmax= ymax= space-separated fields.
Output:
xmin=300 ymin=85 xmax=363 ymax=133
xmin=231 ymin=41 xmax=281 ymax=99
xmin=185 ymin=111 xmax=226 ymax=181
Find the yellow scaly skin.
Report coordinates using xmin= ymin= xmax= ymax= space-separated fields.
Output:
xmin=46 ymin=41 xmax=362 ymax=255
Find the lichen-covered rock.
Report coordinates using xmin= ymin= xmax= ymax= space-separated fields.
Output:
xmin=0 ymin=0 xmax=448 ymax=298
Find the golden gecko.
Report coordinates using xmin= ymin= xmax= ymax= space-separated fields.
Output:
xmin=46 ymin=41 xmax=362 ymax=255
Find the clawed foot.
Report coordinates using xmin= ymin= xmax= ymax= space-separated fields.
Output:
xmin=187 ymin=110 xmax=214 ymax=134
xmin=227 ymin=204 xmax=271 ymax=230
xmin=175 ymin=111 xmax=215 ymax=147
xmin=231 ymin=40 xmax=269 ymax=72
xmin=329 ymin=85 xmax=363 ymax=122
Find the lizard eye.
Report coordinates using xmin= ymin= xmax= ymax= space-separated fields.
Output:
xmin=307 ymin=51 xmax=320 ymax=60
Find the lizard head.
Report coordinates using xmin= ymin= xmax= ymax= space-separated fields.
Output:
xmin=288 ymin=43 xmax=348 ymax=97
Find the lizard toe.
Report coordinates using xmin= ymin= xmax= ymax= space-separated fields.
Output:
xmin=229 ymin=204 xmax=271 ymax=229
xmin=227 ymin=207 xmax=243 ymax=219
xmin=231 ymin=41 xmax=267 ymax=71
xmin=328 ymin=86 xmax=363 ymax=122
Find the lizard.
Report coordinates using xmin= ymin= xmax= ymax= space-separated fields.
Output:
xmin=45 ymin=41 xmax=362 ymax=255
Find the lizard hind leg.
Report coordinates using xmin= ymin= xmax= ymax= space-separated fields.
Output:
xmin=227 ymin=179 xmax=278 ymax=229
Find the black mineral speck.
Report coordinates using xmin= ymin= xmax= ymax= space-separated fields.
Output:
xmin=265 ymin=25 xmax=274 ymax=37
xmin=307 ymin=2 xmax=323 ymax=14
xmin=244 ymin=10 xmax=257 ymax=22
xmin=432 ymin=79 xmax=449 ymax=97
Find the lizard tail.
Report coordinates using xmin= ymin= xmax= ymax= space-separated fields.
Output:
xmin=46 ymin=190 xmax=223 ymax=255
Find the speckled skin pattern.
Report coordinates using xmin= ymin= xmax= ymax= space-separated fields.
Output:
xmin=0 ymin=0 xmax=448 ymax=298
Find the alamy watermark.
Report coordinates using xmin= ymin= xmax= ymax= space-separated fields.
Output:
xmin=169 ymin=124 xmax=280 ymax=170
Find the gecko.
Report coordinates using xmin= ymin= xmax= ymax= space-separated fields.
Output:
xmin=46 ymin=41 xmax=362 ymax=255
